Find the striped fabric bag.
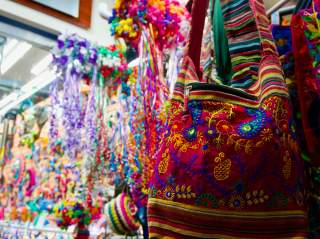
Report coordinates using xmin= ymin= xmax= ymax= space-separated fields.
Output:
xmin=148 ymin=0 xmax=309 ymax=238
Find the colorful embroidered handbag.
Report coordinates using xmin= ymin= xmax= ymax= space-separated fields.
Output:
xmin=291 ymin=3 xmax=320 ymax=237
xmin=148 ymin=0 xmax=308 ymax=238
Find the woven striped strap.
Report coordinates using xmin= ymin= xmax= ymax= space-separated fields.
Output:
xmin=188 ymin=0 xmax=209 ymax=78
xmin=174 ymin=0 xmax=288 ymax=108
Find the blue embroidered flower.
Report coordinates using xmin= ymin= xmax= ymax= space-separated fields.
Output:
xmin=228 ymin=194 xmax=245 ymax=209
xmin=163 ymin=186 xmax=175 ymax=201
xmin=183 ymin=125 xmax=197 ymax=142
xmin=238 ymin=122 xmax=260 ymax=138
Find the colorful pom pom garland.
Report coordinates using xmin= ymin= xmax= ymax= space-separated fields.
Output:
xmin=53 ymin=199 xmax=92 ymax=230
xmin=108 ymin=0 xmax=190 ymax=50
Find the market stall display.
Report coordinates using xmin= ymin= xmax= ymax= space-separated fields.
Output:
xmin=1 ymin=1 xmax=320 ymax=238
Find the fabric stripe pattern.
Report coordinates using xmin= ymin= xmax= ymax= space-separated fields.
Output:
xmin=148 ymin=198 xmax=308 ymax=239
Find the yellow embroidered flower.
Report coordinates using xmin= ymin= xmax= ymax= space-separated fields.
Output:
xmin=260 ymin=128 xmax=273 ymax=142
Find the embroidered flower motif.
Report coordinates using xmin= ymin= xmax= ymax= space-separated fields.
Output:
xmin=260 ymin=128 xmax=273 ymax=142
xmin=202 ymin=144 xmax=209 ymax=152
xmin=163 ymin=186 xmax=175 ymax=201
xmin=246 ymin=190 xmax=269 ymax=206
xmin=195 ymin=194 xmax=219 ymax=208
xmin=216 ymin=120 xmax=234 ymax=135
xmin=171 ymin=133 xmax=185 ymax=150
xmin=238 ymin=122 xmax=261 ymax=138
xmin=176 ymin=185 xmax=196 ymax=199
xmin=183 ymin=125 xmax=197 ymax=142
xmin=228 ymin=194 xmax=245 ymax=209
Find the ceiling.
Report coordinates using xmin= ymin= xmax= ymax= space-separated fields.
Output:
xmin=0 ymin=35 xmax=50 ymax=101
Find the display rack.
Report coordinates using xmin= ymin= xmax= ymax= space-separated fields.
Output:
xmin=0 ymin=222 xmax=73 ymax=238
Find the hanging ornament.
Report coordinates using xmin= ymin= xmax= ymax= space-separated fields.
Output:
xmin=50 ymin=33 xmax=99 ymax=162
xmin=109 ymin=0 xmax=190 ymax=50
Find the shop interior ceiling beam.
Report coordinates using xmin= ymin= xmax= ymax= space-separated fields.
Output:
xmin=267 ymin=0 xmax=291 ymax=16
xmin=0 ymin=15 xmax=56 ymax=50
xmin=0 ymin=70 xmax=55 ymax=120
xmin=0 ymin=36 xmax=5 ymax=66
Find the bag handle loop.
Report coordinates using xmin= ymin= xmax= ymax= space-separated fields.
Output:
xmin=187 ymin=0 xmax=210 ymax=78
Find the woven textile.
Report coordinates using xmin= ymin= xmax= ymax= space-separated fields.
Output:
xmin=148 ymin=0 xmax=308 ymax=238
xmin=291 ymin=7 xmax=320 ymax=238
xmin=106 ymin=193 xmax=140 ymax=235
xmin=291 ymin=10 xmax=320 ymax=164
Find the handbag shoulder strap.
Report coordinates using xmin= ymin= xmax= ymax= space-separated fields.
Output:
xmin=212 ymin=0 xmax=233 ymax=84
xmin=178 ymin=0 xmax=288 ymax=108
xmin=188 ymin=0 xmax=232 ymax=81
xmin=187 ymin=0 xmax=209 ymax=78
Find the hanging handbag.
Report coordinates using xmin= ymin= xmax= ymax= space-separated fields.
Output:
xmin=148 ymin=0 xmax=308 ymax=238
xmin=291 ymin=2 xmax=320 ymax=164
xmin=291 ymin=2 xmax=320 ymax=236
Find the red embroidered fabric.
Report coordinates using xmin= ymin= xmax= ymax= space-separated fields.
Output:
xmin=147 ymin=0 xmax=308 ymax=238
xmin=291 ymin=13 xmax=320 ymax=165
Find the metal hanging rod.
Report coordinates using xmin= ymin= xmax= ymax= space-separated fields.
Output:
xmin=0 ymin=222 xmax=72 ymax=235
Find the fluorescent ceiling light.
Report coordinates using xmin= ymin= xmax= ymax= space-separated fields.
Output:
xmin=3 ymin=39 xmax=18 ymax=57
xmin=0 ymin=70 xmax=55 ymax=118
xmin=31 ymin=54 xmax=52 ymax=75
xmin=1 ymin=41 xmax=32 ymax=74
xmin=22 ymin=70 xmax=55 ymax=92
